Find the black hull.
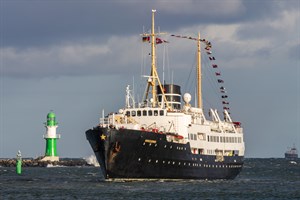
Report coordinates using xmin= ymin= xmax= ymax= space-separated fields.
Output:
xmin=86 ymin=127 xmax=244 ymax=180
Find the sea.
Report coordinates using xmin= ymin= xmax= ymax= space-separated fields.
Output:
xmin=0 ymin=158 xmax=299 ymax=200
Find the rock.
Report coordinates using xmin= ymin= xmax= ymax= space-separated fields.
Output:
xmin=0 ymin=158 xmax=89 ymax=167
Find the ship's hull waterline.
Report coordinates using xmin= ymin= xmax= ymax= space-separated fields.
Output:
xmin=86 ymin=127 xmax=244 ymax=180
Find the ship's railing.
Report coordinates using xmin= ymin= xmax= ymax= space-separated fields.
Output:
xmin=99 ymin=117 xmax=110 ymax=126
xmin=236 ymin=127 xmax=243 ymax=134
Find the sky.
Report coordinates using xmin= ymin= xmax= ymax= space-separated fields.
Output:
xmin=0 ymin=0 xmax=299 ymax=158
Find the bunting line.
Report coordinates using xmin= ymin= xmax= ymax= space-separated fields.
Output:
xmin=170 ymin=34 xmax=231 ymax=113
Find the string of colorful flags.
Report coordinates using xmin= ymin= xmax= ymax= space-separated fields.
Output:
xmin=170 ymin=34 xmax=230 ymax=112
xmin=142 ymin=36 xmax=168 ymax=44
xmin=141 ymin=34 xmax=231 ymax=112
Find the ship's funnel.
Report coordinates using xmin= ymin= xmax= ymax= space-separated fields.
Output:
xmin=157 ymin=84 xmax=181 ymax=109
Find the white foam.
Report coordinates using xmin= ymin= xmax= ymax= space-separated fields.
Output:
xmin=84 ymin=155 xmax=100 ymax=167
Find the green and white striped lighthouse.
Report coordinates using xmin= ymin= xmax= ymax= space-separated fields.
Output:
xmin=41 ymin=111 xmax=60 ymax=162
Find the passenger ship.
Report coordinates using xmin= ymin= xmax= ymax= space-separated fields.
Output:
xmin=86 ymin=10 xmax=245 ymax=180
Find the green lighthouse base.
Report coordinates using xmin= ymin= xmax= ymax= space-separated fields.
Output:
xmin=41 ymin=156 xmax=59 ymax=162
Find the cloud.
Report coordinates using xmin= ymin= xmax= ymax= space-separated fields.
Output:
xmin=58 ymin=44 xmax=110 ymax=64
xmin=2 ymin=0 xmax=276 ymax=48
xmin=2 ymin=0 xmax=298 ymax=78
xmin=1 ymin=36 xmax=141 ymax=78
xmin=153 ymin=0 xmax=245 ymax=16
xmin=2 ymin=45 xmax=106 ymax=77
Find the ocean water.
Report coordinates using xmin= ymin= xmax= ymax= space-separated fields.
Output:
xmin=0 ymin=158 xmax=299 ymax=200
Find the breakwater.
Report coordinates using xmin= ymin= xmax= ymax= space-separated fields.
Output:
xmin=0 ymin=158 xmax=89 ymax=167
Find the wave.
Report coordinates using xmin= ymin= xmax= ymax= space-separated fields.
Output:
xmin=84 ymin=155 xmax=100 ymax=167
xmin=46 ymin=163 xmax=66 ymax=168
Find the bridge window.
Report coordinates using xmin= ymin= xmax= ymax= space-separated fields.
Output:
xmin=131 ymin=111 xmax=136 ymax=117
xmin=148 ymin=110 xmax=153 ymax=116
xmin=160 ymin=110 xmax=164 ymax=116
xmin=143 ymin=110 xmax=147 ymax=116
xmin=137 ymin=110 xmax=141 ymax=116
xmin=154 ymin=110 xmax=158 ymax=116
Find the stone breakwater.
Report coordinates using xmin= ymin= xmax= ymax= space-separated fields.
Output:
xmin=0 ymin=158 xmax=89 ymax=167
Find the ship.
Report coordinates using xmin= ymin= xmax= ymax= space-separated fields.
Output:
xmin=86 ymin=10 xmax=245 ymax=180
xmin=285 ymin=145 xmax=298 ymax=160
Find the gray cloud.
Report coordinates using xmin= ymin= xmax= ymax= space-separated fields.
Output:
xmin=3 ymin=0 xmax=297 ymax=48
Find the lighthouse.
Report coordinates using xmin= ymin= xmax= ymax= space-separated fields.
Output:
xmin=41 ymin=111 xmax=60 ymax=162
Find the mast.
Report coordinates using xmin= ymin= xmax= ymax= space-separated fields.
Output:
xmin=151 ymin=9 xmax=157 ymax=107
xmin=197 ymin=32 xmax=202 ymax=109
xmin=143 ymin=10 xmax=170 ymax=109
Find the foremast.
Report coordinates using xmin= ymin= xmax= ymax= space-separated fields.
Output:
xmin=143 ymin=10 xmax=170 ymax=109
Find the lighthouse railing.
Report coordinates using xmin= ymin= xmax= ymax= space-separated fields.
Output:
xmin=43 ymin=134 xmax=61 ymax=139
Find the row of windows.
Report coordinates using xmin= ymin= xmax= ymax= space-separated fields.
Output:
xmin=208 ymin=136 xmax=242 ymax=143
xmin=188 ymin=133 xmax=197 ymax=140
xmin=126 ymin=109 xmax=165 ymax=117
xmin=207 ymin=149 xmax=239 ymax=156
xmin=188 ymin=133 xmax=242 ymax=144
xmin=207 ymin=149 xmax=215 ymax=155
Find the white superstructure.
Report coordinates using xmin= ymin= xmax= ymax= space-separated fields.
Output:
xmin=100 ymin=86 xmax=244 ymax=158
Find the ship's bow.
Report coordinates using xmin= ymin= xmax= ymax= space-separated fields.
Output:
xmin=86 ymin=127 xmax=108 ymax=178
